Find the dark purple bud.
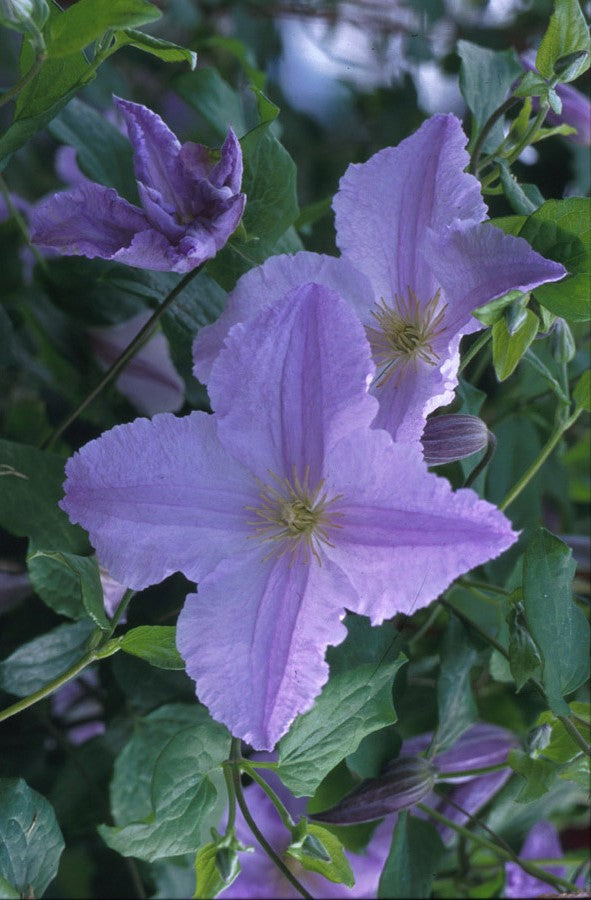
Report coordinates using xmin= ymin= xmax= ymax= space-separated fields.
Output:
xmin=435 ymin=723 xmax=516 ymax=781
xmin=311 ymin=756 xmax=436 ymax=824
xmin=422 ymin=414 xmax=490 ymax=466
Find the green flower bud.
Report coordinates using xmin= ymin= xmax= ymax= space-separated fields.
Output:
xmin=550 ymin=317 xmax=576 ymax=363
xmin=214 ymin=846 xmax=240 ymax=884
xmin=0 ymin=0 xmax=48 ymax=30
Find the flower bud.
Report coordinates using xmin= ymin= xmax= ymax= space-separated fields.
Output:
xmin=311 ymin=756 xmax=436 ymax=824
xmin=0 ymin=0 xmax=47 ymax=31
xmin=215 ymin=847 xmax=240 ymax=884
xmin=422 ymin=414 xmax=490 ymax=466
xmin=549 ymin=317 xmax=576 ymax=363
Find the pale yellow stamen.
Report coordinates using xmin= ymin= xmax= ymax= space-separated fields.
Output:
xmin=246 ymin=465 xmax=342 ymax=565
xmin=366 ymin=288 xmax=447 ymax=387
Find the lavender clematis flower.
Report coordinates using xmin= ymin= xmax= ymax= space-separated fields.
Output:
xmin=31 ymin=98 xmax=246 ymax=273
xmin=62 ymin=282 xmax=518 ymax=749
xmin=505 ymin=820 xmax=587 ymax=897
xmin=88 ymin=311 xmax=185 ymax=416
xmin=193 ymin=114 xmax=565 ymax=443
xmin=222 ymin=776 xmax=392 ymax=899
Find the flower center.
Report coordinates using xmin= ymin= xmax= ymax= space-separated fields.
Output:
xmin=247 ymin=467 xmax=342 ymax=564
xmin=366 ymin=288 xmax=447 ymax=387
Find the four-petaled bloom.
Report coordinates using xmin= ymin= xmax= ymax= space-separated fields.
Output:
xmin=193 ymin=114 xmax=565 ymax=443
xmin=62 ymin=283 xmax=518 ymax=749
xmin=31 ymin=98 xmax=246 ymax=273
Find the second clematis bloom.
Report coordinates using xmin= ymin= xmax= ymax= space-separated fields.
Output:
xmin=61 ymin=283 xmax=518 ymax=750
xmin=31 ymin=98 xmax=246 ymax=273
xmin=194 ymin=114 xmax=565 ymax=443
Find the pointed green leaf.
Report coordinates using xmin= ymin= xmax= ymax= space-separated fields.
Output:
xmin=573 ymin=370 xmax=591 ymax=411
xmin=378 ymin=813 xmax=444 ymax=899
xmin=536 ymin=0 xmax=591 ymax=82
xmin=0 ymin=778 xmax=64 ymax=898
xmin=492 ymin=309 xmax=539 ymax=381
xmin=27 ymin=548 xmax=109 ymax=629
xmin=458 ymin=41 xmax=521 ymax=150
xmin=48 ymin=0 xmax=161 ymax=58
xmin=113 ymin=29 xmax=196 ymax=69
xmin=287 ymin=821 xmax=354 ymax=886
xmin=508 ymin=749 xmax=559 ymax=802
xmin=0 ymin=619 xmax=95 ymax=697
xmin=522 ymin=529 xmax=590 ymax=714
xmin=119 ymin=626 xmax=185 ymax=670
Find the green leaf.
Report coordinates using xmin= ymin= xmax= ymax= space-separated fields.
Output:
xmin=473 ymin=289 xmax=525 ymax=326
xmin=48 ymin=0 xmax=161 ymax=58
xmin=519 ymin=198 xmax=590 ymax=323
xmin=119 ymin=626 xmax=185 ymax=670
xmin=175 ymin=68 xmax=247 ymax=138
xmin=507 ymin=598 xmax=543 ymax=691
xmin=492 ymin=308 xmax=539 ymax=381
xmin=432 ymin=616 xmax=479 ymax=753
xmin=536 ymin=703 xmax=590 ymax=777
xmin=0 ymin=875 xmax=20 ymax=899
xmin=0 ymin=620 xmax=95 ymax=697
xmin=378 ymin=813 xmax=444 ymax=899
xmin=27 ymin=547 xmax=109 ymax=628
xmin=508 ymin=749 xmax=558 ymax=802
xmin=489 ymin=215 xmax=528 ymax=237
xmin=287 ymin=821 xmax=354 ymax=887
xmin=522 ymin=528 xmax=590 ymax=714
xmin=514 ymin=70 xmax=551 ymax=98
xmin=109 ymin=704 xmax=212 ymax=826
xmin=0 ymin=439 xmax=88 ymax=552
xmin=536 ymin=0 xmax=591 ymax=82
xmin=573 ymin=370 xmax=591 ymax=411
xmin=240 ymin=122 xmax=299 ymax=244
xmin=277 ymin=652 xmax=407 ymax=796
xmin=194 ymin=837 xmax=244 ymax=899
xmin=0 ymin=778 xmax=64 ymax=898
xmin=49 ymin=97 xmax=138 ymax=202
xmin=498 ymin=162 xmax=538 ymax=215
xmin=100 ymin=721 xmax=231 ymax=861
xmin=458 ymin=41 xmax=521 ymax=150
xmin=113 ymin=29 xmax=196 ymax=69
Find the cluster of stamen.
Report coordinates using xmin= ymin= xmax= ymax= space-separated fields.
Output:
xmin=246 ymin=466 xmax=342 ymax=565
xmin=366 ymin=288 xmax=447 ymax=387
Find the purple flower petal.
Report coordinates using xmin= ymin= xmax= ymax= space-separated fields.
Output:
xmin=505 ymin=821 xmax=565 ymax=898
xmin=436 ymin=769 xmax=512 ymax=845
xmin=177 ymin=550 xmax=355 ymax=750
xmin=30 ymin=181 xmax=148 ymax=258
xmin=333 ymin=114 xmax=487 ymax=303
xmin=425 ymin=221 xmax=567 ymax=335
xmin=61 ymin=412 xmax=256 ymax=590
xmin=209 ymin=282 xmax=378 ymax=484
xmin=114 ymin=97 xmax=185 ymax=212
xmin=193 ymin=250 xmax=374 ymax=383
xmin=435 ymin=723 xmax=515 ymax=780
xmin=88 ymin=311 xmax=185 ymax=416
xmin=322 ymin=432 xmax=518 ymax=621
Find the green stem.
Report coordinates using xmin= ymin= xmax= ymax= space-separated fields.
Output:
xmin=557 ymin=714 xmax=591 ymax=757
xmin=457 ymin=578 xmax=510 ymax=597
xmin=240 ymin=761 xmax=295 ymax=830
xmin=109 ymin=589 xmax=135 ymax=634
xmin=43 ymin=266 xmax=202 ymax=449
xmin=469 ymin=96 xmax=521 ymax=174
xmin=504 ymin=102 xmax=550 ymax=166
xmin=0 ymin=51 xmax=46 ymax=108
xmin=229 ymin=741 xmax=313 ymax=900
xmin=437 ymin=762 xmax=509 ymax=780
xmin=463 ymin=431 xmax=497 ymax=488
xmin=408 ymin=603 xmax=443 ymax=649
xmin=0 ymin=637 xmax=120 ymax=724
xmin=459 ymin=330 xmax=491 ymax=375
xmin=223 ymin=764 xmax=237 ymax=833
xmin=417 ymin=803 xmax=577 ymax=893
xmin=499 ymin=406 xmax=582 ymax=511
xmin=439 ymin=596 xmax=509 ymax=659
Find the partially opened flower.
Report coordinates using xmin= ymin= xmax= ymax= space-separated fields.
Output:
xmin=88 ymin=311 xmax=185 ymax=416
xmin=62 ymin=282 xmax=518 ymax=749
xmin=193 ymin=114 xmax=565 ymax=442
xmin=315 ymin=722 xmax=514 ymax=837
xmin=31 ymin=98 xmax=246 ymax=273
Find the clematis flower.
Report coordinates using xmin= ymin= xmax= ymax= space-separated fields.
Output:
xmin=61 ymin=282 xmax=518 ymax=749
xmin=505 ymin=820 xmax=588 ymax=897
xmin=88 ymin=311 xmax=184 ymax=416
xmin=315 ymin=722 xmax=515 ymax=840
xmin=31 ymin=98 xmax=246 ymax=273
xmin=222 ymin=773 xmax=392 ymax=899
xmin=193 ymin=114 xmax=565 ymax=443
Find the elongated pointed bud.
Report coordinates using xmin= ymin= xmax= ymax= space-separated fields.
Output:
xmin=214 ymin=847 xmax=240 ymax=884
xmin=549 ymin=317 xmax=576 ymax=363
xmin=311 ymin=756 xmax=436 ymax=825
xmin=422 ymin=414 xmax=490 ymax=466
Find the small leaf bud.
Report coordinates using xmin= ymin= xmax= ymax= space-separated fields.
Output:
xmin=549 ymin=317 xmax=576 ymax=363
